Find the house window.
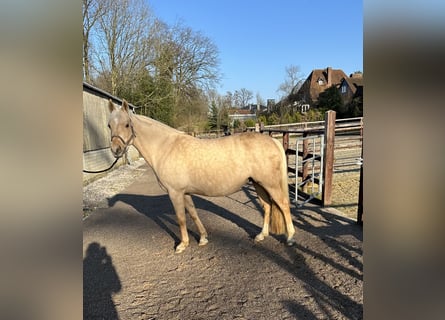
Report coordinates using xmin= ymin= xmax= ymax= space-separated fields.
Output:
xmin=317 ymin=78 xmax=324 ymax=85
xmin=341 ymin=84 xmax=347 ymax=93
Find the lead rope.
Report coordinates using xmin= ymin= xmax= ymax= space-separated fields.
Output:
xmin=83 ymin=157 xmax=119 ymax=174
xmin=83 ymin=116 xmax=136 ymax=174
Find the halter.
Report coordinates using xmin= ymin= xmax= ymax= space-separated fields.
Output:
xmin=110 ymin=118 xmax=136 ymax=156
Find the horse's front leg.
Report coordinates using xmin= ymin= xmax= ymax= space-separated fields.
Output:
xmin=168 ymin=191 xmax=189 ymax=253
xmin=184 ymin=195 xmax=208 ymax=246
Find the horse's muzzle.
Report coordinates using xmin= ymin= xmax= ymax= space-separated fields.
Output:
xmin=111 ymin=146 xmax=124 ymax=158
xmin=110 ymin=135 xmax=131 ymax=158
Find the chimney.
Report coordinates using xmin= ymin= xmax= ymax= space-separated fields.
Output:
xmin=327 ymin=67 xmax=332 ymax=86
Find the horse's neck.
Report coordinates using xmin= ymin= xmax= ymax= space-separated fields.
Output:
xmin=131 ymin=115 xmax=180 ymax=168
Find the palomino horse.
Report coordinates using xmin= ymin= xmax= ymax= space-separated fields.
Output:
xmin=108 ymin=100 xmax=296 ymax=253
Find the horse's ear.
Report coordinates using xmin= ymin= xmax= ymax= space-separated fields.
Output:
xmin=108 ymin=99 xmax=115 ymax=113
xmin=122 ymin=99 xmax=129 ymax=113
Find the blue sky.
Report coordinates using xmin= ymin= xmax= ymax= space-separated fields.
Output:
xmin=147 ymin=0 xmax=363 ymax=102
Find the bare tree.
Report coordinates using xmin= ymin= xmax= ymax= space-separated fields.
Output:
xmin=83 ymin=0 xmax=105 ymax=82
xmin=223 ymin=91 xmax=233 ymax=109
xmin=277 ymin=64 xmax=305 ymax=99
xmin=170 ymin=23 xmax=220 ymax=101
xmin=144 ymin=19 xmax=176 ymax=102
xmin=93 ymin=0 xmax=153 ymax=95
xmin=84 ymin=0 xmax=221 ymax=131
xmin=256 ymin=92 xmax=265 ymax=107
xmin=163 ymin=23 xmax=221 ymax=128
xmin=233 ymin=88 xmax=253 ymax=108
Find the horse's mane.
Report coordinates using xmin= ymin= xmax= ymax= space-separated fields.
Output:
xmin=132 ymin=113 xmax=186 ymax=135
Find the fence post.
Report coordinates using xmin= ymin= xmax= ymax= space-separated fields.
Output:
xmin=322 ymin=110 xmax=336 ymax=206
xmin=283 ymin=132 xmax=289 ymax=166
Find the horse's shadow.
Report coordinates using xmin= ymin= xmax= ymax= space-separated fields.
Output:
xmin=107 ymin=192 xmax=263 ymax=246
xmin=107 ymin=189 xmax=363 ymax=319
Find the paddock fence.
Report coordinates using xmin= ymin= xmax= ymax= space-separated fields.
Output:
xmin=249 ymin=113 xmax=363 ymax=224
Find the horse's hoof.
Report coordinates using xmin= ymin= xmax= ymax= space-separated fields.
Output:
xmin=286 ymin=239 xmax=296 ymax=247
xmin=175 ymin=243 xmax=188 ymax=253
xmin=199 ymin=238 xmax=208 ymax=246
xmin=255 ymin=233 xmax=265 ymax=242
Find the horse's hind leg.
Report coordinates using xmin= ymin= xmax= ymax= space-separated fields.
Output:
xmin=252 ymin=182 xmax=272 ymax=242
xmin=263 ymin=186 xmax=296 ymax=246
xmin=168 ymin=191 xmax=189 ymax=253
xmin=184 ymin=195 xmax=208 ymax=246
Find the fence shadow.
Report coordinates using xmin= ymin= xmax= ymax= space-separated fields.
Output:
xmin=283 ymin=243 xmax=362 ymax=319
xmin=83 ymin=242 xmax=121 ymax=320
xmin=230 ymin=186 xmax=363 ymax=318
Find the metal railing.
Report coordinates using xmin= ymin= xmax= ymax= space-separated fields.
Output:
xmin=294 ymin=134 xmax=324 ymax=207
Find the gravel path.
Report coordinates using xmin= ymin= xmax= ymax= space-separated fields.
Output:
xmin=83 ymin=160 xmax=363 ymax=319
xmin=83 ymin=158 xmax=147 ymax=217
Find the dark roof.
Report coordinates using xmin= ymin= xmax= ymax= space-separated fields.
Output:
xmin=294 ymin=67 xmax=348 ymax=102
xmin=228 ymin=108 xmax=254 ymax=115
xmin=341 ymin=74 xmax=364 ymax=95
xmin=83 ymin=82 xmax=140 ymax=110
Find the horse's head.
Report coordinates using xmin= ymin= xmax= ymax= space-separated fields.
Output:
xmin=108 ymin=99 xmax=135 ymax=158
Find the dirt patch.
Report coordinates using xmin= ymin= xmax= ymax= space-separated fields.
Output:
xmin=331 ymin=170 xmax=361 ymax=220
xmin=292 ymin=170 xmax=360 ymax=221
xmin=83 ymin=162 xmax=362 ymax=319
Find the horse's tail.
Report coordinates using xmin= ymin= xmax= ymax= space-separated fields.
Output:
xmin=269 ymin=202 xmax=285 ymax=234
xmin=268 ymin=139 xmax=290 ymax=235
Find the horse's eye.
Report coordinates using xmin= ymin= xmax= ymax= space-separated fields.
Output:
xmin=126 ymin=123 xmax=129 ymax=128
xmin=108 ymin=124 xmax=111 ymax=129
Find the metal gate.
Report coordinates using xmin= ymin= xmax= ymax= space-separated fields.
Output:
xmin=294 ymin=134 xmax=324 ymax=207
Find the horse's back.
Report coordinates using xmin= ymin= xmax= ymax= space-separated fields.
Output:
xmin=196 ymin=132 xmax=282 ymax=165
xmin=156 ymin=132 xmax=284 ymax=196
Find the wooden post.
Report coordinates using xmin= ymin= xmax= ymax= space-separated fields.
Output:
xmin=322 ymin=110 xmax=336 ymax=206
xmin=283 ymin=132 xmax=289 ymax=166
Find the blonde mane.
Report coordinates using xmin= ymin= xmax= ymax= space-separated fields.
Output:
xmin=132 ymin=113 xmax=186 ymax=136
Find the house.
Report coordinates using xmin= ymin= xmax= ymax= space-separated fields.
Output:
xmin=228 ymin=108 xmax=257 ymax=125
xmin=272 ymin=67 xmax=349 ymax=113
xmin=340 ymin=72 xmax=363 ymax=105
xmin=293 ymin=67 xmax=348 ymax=106
xmin=227 ymin=103 xmax=268 ymax=125
xmin=244 ymin=103 xmax=267 ymax=114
